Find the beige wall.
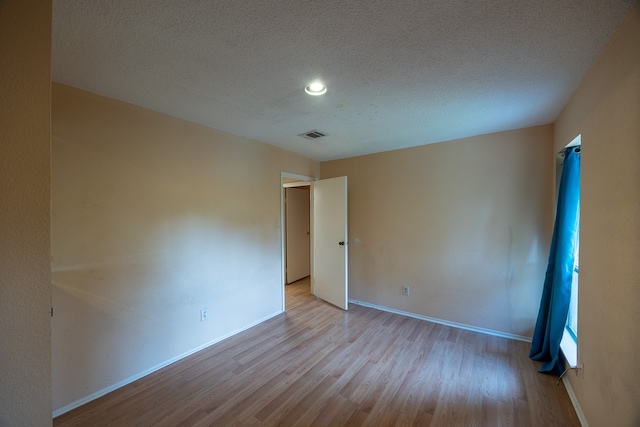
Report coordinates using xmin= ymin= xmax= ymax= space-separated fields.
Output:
xmin=321 ymin=126 xmax=553 ymax=338
xmin=51 ymin=84 xmax=318 ymax=412
xmin=554 ymin=2 xmax=640 ymax=426
xmin=0 ymin=0 xmax=53 ymax=425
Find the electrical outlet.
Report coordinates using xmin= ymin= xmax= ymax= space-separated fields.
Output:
xmin=402 ymin=286 xmax=410 ymax=296
xmin=200 ymin=308 xmax=208 ymax=322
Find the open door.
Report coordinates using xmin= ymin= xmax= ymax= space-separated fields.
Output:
xmin=312 ymin=176 xmax=348 ymax=310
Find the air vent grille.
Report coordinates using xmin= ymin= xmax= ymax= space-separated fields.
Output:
xmin=298 ymin=130 xmax=327 ymax=140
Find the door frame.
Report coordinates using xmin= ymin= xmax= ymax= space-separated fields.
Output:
xmin=280 ymin=172 xmax=315 ymax=311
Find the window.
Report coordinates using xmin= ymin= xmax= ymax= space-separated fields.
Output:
xmin=559 ymin=135 xmax=581 ymax=369
xmin=561 ymin=224 xmax=579 ymax=368
xmin=566 ymin=230 xmax=579 ymax=340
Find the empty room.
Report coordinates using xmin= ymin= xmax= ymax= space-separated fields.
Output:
xmin=1 ymin=1 xmax=639 ymax=426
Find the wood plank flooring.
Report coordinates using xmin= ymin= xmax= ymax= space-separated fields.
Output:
xmin=54 ymin=277 xmax=579 ymax=426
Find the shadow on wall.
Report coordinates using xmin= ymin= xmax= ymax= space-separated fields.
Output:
xmin=51 ymin=120 xmax=284 ymax=410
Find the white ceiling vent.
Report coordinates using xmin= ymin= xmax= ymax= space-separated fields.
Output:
xmin=298 ymin=130 xmax=327 ymax=140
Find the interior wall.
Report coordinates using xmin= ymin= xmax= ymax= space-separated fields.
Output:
xmin=0 ymin=0 xmax=53 ymax=425
xmin=321 ymin=125 xmax=553 ymax=338
xmin=553 ymin=2 xmax=640 ymax=425
xmin=51 ymin=84 xmax=319 ymax=412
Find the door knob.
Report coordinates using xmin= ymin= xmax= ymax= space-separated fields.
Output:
xmin=338 ymin=241 xmax=345 ymax=246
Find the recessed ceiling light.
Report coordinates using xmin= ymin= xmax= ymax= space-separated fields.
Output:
xmin=305 ymin=81 xmax=327 ymax=96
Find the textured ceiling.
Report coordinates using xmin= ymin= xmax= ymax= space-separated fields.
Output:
xmin=52 ymin=0 xmax=634 ymax=161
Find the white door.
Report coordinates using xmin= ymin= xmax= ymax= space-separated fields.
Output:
xmin=312 ymin=176 xmax=348 ymax=310
xmin=285 ymin=187 xmax=310 ymax=283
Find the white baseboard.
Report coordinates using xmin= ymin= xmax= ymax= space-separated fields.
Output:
xmin=52 ymin=310 xmax=283 ymax=418
xmin=348 ymin=299 xmax=532 ymax=342
xmin=562 ymin=375 xmax=588 ymax=426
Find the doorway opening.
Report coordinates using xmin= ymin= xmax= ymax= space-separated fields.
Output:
xmin=280 ymin=172 xmax=315 ymax=311
xmin=280 ymin=173 xmax=350 ymax=312
xmin=285 ymin=186 xmax=311 ymax=285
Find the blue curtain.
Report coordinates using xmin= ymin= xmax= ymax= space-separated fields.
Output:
xmin=530 ymin=146 xmax=581 ymax=374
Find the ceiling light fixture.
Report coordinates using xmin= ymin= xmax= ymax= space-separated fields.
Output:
xmin=305 ymin=81 xmax=327 ymax=96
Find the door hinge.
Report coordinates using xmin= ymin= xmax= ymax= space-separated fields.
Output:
xmin=50 ymin=307 xmax=54 ymax=317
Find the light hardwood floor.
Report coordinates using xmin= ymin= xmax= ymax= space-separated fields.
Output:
xmin=54 ymin=277 xmax=579 ymax=426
